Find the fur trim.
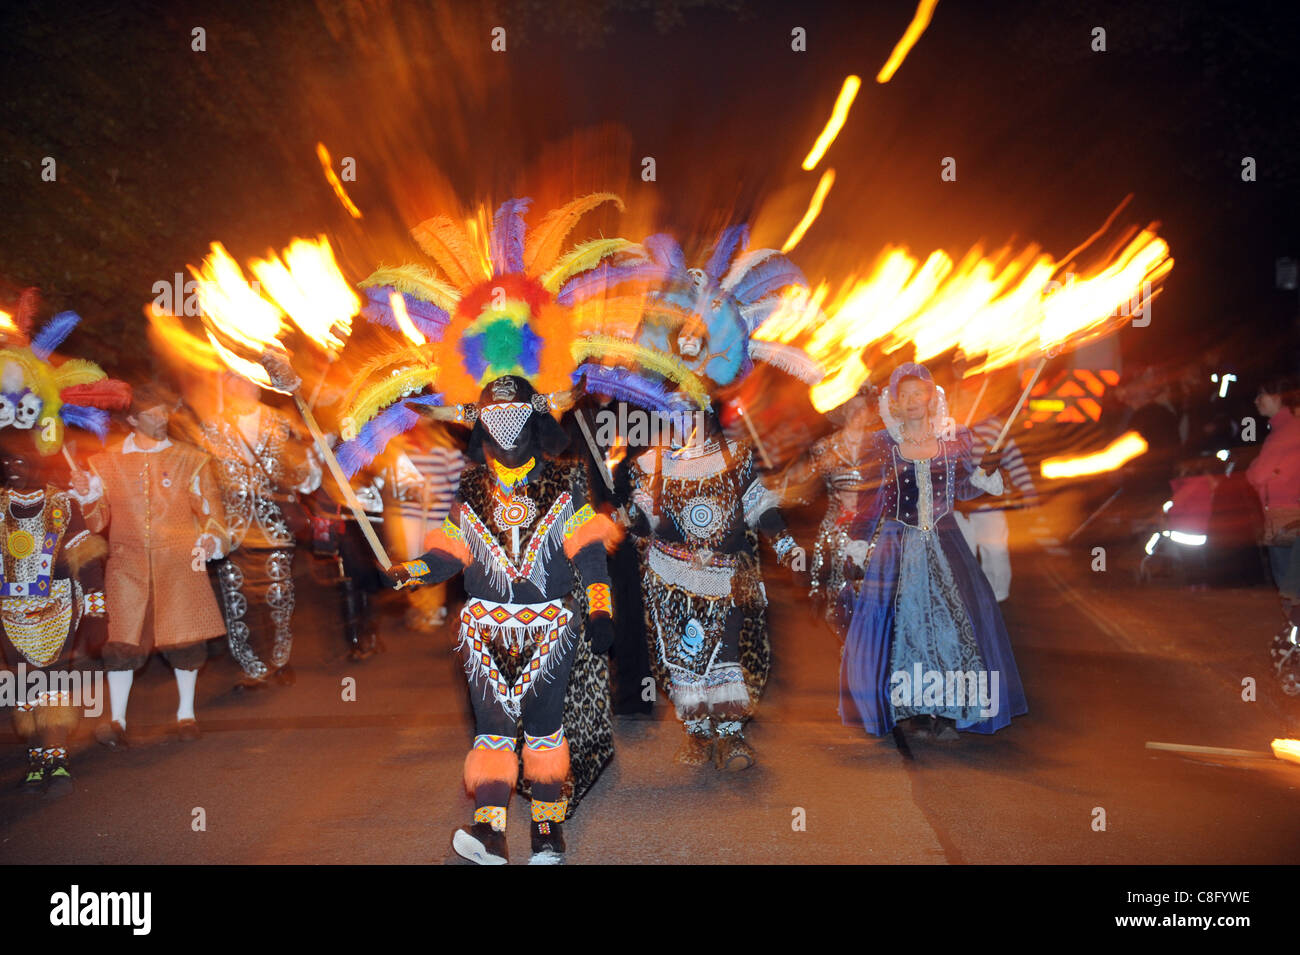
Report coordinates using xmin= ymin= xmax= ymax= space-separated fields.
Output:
xmin=464 ymin=747 xmax=519 ymax=794
xmin=563 ymin=512 xmax=623 ymax=557
xmin=34 ymin=703 xmax=81 ymax=732
xmin=522 ymin=739 xmax=571 ymax=785
xmin=65 ymin=532 xmax=107 ymax=576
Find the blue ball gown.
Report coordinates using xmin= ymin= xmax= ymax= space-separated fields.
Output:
xmin=839 ymin=428 xmax=1028 ymax=735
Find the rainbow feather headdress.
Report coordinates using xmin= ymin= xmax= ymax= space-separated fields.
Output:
xmin=0 ymin=303 xmax=131 ymax=454
xmin=338 ymin=194 xmax=693 ymax=476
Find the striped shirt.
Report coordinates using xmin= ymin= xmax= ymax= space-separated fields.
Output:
xmin=968 ymin=418 xmax=1037 ymax=510
xmin=393 ymin=448 xmax=466 ymax=524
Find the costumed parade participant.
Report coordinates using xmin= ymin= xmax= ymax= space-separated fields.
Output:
xmin=337 ymin=195 xmax=659 ymax=864
xmin=69 ymin=382 xmax=229 ymax=746
xmin=0 ymin=307 xmax=123 ymax=793
xmin=776 ymin=382 xmax=882 ymax=637
xmin=841 ymin=362 xmax=1028 ymax=741
xmin=199 ymin=371 xmax=321 ymax=688
xmin=624 ymin=227 xmax=812 ymax=770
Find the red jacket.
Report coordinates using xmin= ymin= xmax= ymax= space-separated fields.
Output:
xmin=1248 ymin=407 xmax=1300 ymax=509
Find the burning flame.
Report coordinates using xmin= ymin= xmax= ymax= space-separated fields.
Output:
xmin=250 ymin=236 xmax=359 ymax=354
xmin=0 ymin=309 xmax=16 ymax=336
xmin=759 ymin=226 xmax=1172 ymax=411
xmin=877 ymin=0 xmax=940 ymax=83
xmin=189 ymin=242 xmax=286 ymax=353
xmin=316 ymin=142 xmax=363 ymax=219
xmin=802 ymin=76 xmax=861 ymax=171
xmin=782 ymin=169 xmax=836 ymax=254
xmin=605 ymin=433 xmax=627 ymax=473
xmin=1040 ymin=431 xmax=1148 ymax=479
xmin=1271 ymin=739 xmax=1300 ymax=765
xmin=389 ymin=290 xmax=427 ymax=347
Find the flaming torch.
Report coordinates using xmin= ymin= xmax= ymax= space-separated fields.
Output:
xmin=191 ymin=238 xmax=392 ymax=569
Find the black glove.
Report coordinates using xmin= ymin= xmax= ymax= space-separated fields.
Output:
xmin=383 ymin=562 xmax=413 ymax=589
xmin=586 ymin=614 xmax=615 ymax=654
xmin=978 ymin=448 xmax=1003 ymax=474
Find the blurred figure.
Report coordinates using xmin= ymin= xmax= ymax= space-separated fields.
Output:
xmin=71 ymin=383 xmax=229 ymax=746
xmin=954 ymin=412 xmax=1038 ymax=603
xmin=199 ymin=372 xmax=321 ymax=688
xmin=0 ymin=435 xmax=106 ymax=795
xmin=1247 ymin=375 xmax=1300 ymax=626
xmin=385 ymin=422 xmax=466 ymax=633
xmin=776 ymin=382 xmax=881 ymax=635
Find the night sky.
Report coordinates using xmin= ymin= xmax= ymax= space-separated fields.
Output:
xmin=1 ymin=0 xmax=1296 ymax=380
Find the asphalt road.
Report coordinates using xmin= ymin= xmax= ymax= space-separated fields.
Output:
xmin=3 ymin=518 xmax=1298 ymax=865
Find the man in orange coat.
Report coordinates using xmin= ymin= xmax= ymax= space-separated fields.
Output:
xmin=70 ymin=384 xmax=229 ymax=745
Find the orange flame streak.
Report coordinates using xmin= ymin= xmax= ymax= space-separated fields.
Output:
xmin=877 ymin=0 xmax=940 ymax=83
xmin=782 ymin=169 xmax=836 ymax=254
xmin=144 ymin=304 xmax=232 ymax=375
xmin=388 ymin=290 xmax=427 ymax=346
xmin=605 ymin=433 xmax=627 ymax=473
xmin=802 ymin=76 xmax=861 ymax=171
xmin=250 ymin=236 xmax=359 ymax=354
xmin=1040 ymin=431 xmax=1148 ymax=479
xmin=759 ymin=227 xmax=1172 ymax=412
xmin=1271 ymin=739 xmax=1300 ymax=765
xmin=189 ymin=242 xmax=286 ymax=353
xmin=315 ymin=142 xmax=363 ymax=219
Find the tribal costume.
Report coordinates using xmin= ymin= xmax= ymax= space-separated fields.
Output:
xmin=619 ymin=226 xmax=810 ymax=771
xmin=841 ymin=363 xmax=1028 ymax=738
xmin=0 ymin=303 xmax=122 ymax=794
xmin=200 ymin=401 xmax=321 ymax=684
xmin=336 ymin=195 xmax=655 ymax=864
xmin=72 ymin=388 xmax=230 ymax=745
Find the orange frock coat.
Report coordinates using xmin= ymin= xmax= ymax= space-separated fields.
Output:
xmin=84 ymin=440 xmax=229 ymax=649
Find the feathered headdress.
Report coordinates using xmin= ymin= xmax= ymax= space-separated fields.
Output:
xmin=619 ymin=226 xmax=822 ymax=400
xmin=0 ymin=306 xmax=132 ymax=454
xmin=337 ymin=194 xmax=678 ymax=476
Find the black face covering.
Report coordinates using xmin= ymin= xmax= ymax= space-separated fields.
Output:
xmin=465 ymin=375 xmax=570 ymax=468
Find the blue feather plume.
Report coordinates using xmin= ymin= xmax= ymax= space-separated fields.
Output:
xmin=490 ymin=198 xmax=531 ymax=276
xmin=643 ymin=234 xmax=687 ymax=276
xmin=573 ymin=364 xmax=674 ymax=413
xmin=728 ymin=254 xmax=806 ymax=304
xmin=556 ymin=262 xmax=671 ymax=306
xmin=32 ymin=311 xmax=81 ymax=360
xmin=60 ymin=404 xmax=108 ymax=440
xmin=337 ymin=393 xmax=444 ymax=478
xmin=704 ymin=225 xmax=749 ymax=282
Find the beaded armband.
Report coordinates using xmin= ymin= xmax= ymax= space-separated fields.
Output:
xmin=84 ymin=591 xmax=106 ymax=617
xmin=773 ymin=533 xmax=797 ymax=562
xmin=585 ymin=582 xmax=611 ymax=616
xmin=396 ymin=559 xmax=429 ymax=588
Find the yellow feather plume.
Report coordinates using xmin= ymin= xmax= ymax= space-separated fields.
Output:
xmin=570 ymin=336 xmax=710 ymax=408
xmin=346 ymin=366 xmax=442 ymax=427
xmin=50 ymin=357 xmax=107 ymax=390
xmin=523 ymin=193 xmax=624 ymax=277
xmin=541 ymin=238 xmax=640 ymax=292
xmin=360 ymin=264 xmax=462 ymax=313
xmin=410 ymin=216 xmax=491 ymax=292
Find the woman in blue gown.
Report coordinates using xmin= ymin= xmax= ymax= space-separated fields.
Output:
xmin=840 ymin=362 xmax=1028 ymax=740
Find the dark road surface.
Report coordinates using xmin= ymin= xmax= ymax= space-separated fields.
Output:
xmin=3 ymin=519 xmax=1298 ymax=865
